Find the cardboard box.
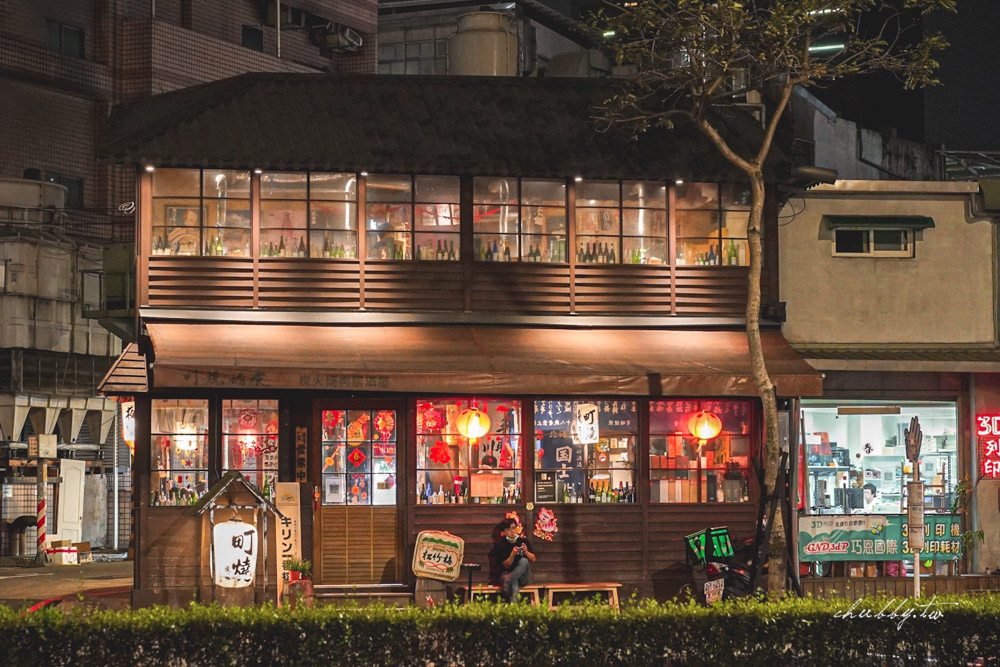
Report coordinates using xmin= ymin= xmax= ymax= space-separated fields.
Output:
xmin=73 ymin=542 xmax=93 ymax=564
xmin=848 ymin=562 xmax=865 ymax=578
xmin=47 ymin=546 xmax=78 ymax=565
xmin=51 ymin=539 xmax=72 ymax=548
xmin=865 ymin=563 xmax=877 ymax=577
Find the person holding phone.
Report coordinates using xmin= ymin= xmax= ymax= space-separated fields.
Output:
xmin=489 ymin=518 xmax=535 ymax=602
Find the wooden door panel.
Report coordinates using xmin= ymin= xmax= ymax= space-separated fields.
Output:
xmin=319 ymin=506 xmax=398 ymax=584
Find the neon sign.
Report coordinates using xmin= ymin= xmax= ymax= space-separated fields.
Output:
xmin=976 ymin=414 xmax=1000 ymax=478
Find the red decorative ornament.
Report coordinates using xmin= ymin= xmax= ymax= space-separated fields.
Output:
xmin=429 ymin=440 xmax=452 ymax=465
xmin=375 ymin=410 xmax=395 ymax=441
xmin=347 ymin=447 xmax=367 ymax=468
xmin=348 ymin=413 xmax=370 ymax=441
xmin=418 ymin=406 xmax=445 ymax=432
xmin=323 ymin=411 xmax=344 ymax=429
xmin=532 ymin=507 xmax=558 ymax=542
xmin=237 ymin=409 xmax=258 ymax=429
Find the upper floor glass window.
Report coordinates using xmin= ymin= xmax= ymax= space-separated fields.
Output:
xmin=261 ymin=172 xmax=357 ymax=258
xmin=366 ymin=175 xmax=460 ymax=260
xmin=150 ymin=399 xmax=209 ymax=506
xmin=675 ymin=182 xmax=750 ymax=266
xmin=473 ymin=178 xmax=567 ymax=262
xmin=576 ymin=181 xmax=668 ymax=264
xmin=46 ymin=19 xmax=84 ymax=58
xmin=151 ymin=169 xmax=251 ymax=257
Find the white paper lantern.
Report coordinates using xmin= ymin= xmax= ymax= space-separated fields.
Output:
xmin=213 ymin=520 xmax=257 ymax=588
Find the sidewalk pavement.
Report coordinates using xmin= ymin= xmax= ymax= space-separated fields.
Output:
xmin=0 ymin=559 xmax=132 ymax=609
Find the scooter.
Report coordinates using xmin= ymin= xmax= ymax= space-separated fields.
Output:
xmin=684 ymin=527 xmax=760 ymax=604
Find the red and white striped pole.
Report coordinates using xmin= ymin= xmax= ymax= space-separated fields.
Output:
xmin=34 ymin=436 xmax=47 ymax=564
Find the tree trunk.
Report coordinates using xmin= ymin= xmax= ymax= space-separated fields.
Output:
xmin=746 ymin=174 xmax=786 ymax=597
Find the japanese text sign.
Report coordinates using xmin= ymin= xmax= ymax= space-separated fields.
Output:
xmin=275 ymin=483 xmax=301 ymax=584
xmin=213 ymin=520 xmax=257 ymax=588
xmin=295 ymin=427 xmax=308 ymax=483
xmin=412 ymin=530 xmax=464 ymax=582
xmin=574 ymin=403 xmax=599 ymax=444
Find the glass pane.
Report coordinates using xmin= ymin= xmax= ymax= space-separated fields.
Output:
xmin=623 ymin=181 xmax=666 ymax=208
xmin=372 ymin=473 xmax=397 ymax=505
xmin=156 ymin=201 xmax=201 ymax=229
xmin=310 ymin=202 xmax=357 ymax=231
xmin=414 ymin=203 xmax=460 ymax=231
xmin=415 ymin=175 xmax=459 ymax=203
xmin=576 ymin=237 xmax=618 ymax=264
xmin=676 ymin=210 xmax=719 ymax=237
xmin=206 ymin=199 xmax=250 ymax=229
xmin=151 ymin=434 xmax=208 ymax=471
xmin=419 ymin=470 xmax=464 ymax=504
xmin=522 ymin=235 xmax=566 ymax=263
xmin=261 ymin=172 xmax=307 ymax=199
xmin=522 ymin=179 xmax=566 ymax=205
xmin=322 ymin=443 xmax=346 ymax=474
xmin=322 ymin=410 xmax=347 ymax=440
xmin=835 ymin=229 xmax=868 ymax=254
xmin=521 ymin=206 xmax=566 ymax=234
xmin=322 ymin=474 xmax=346 ymax=505
xmin=372 ymin=409 xmax=398 ymax=443
xmin=151 ymin=470 xmax=209 ymax=506
xmin=873 ymin=229 xmax=906 ymax=251
xmin=474 ymin=177 xmax=518 ymax=204
xmin=675 ymin=239 xmax=723 ymax=265
xmin=151 ymin=225 xmax=200 ymax=256
xmin=576 ymin=180 xmax=619 ymax=206
xmin=346 ymin=474 xmax=372 ymax=505
xmin=260 ymin=229 xmax=307 ymax=258
xmin=414 ymin=233 xmax=459 ymax=260
xmin=345 ymin=443 xmax=371 ymax=474
xmin=310 ymin=173 xmax=357 ymax=201
xmin=203 ymin=170 xmax=250 ymax=198
xmin=367 ymin=202 xmax=412 ymax=235
xmin=622 ymin=237 xmax=667 ymax=265
xmin=309 ymin=230 xmax=357 ymax=258
xmin=576 ymin=208 xmax=620 ymax=235
xmin=719 ymin=238 xmax=748 ymax=266
xmin=474 ymin=234 xmax=518 ymax=261
xmin=721 ymin=183 xmax=752 ymax=209
xmin=151 ymin=399 xmax=208 ymax=434
xmin=622 ymin=208 xmax=666 ymax=236
xmin=473 ymin=204 xmax=518 ymax=235
xmin=62 ymin=27 xmax=83 ymax=57
xmin=152 ymin=169 xmax=200 ymax=197
xmin=722 ymin=210 xmax=749 ymax=238
xmin=221 ymin=399 xmax=279 ymax=474
xmin=261 ymin=200 xmax=308 ymax=229
xmin=367 ymin=230 xmax=411 ymax=260
xmin=675 ymin=182 xmax=718 ymax=209
xmin=366 ymin=174 xmax=412 ymax=202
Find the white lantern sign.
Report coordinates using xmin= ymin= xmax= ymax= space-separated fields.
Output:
xmin=574 ymin=403 xmax=600 ymax=445
xmin=213 ymin=520 xmax=257 ymax=588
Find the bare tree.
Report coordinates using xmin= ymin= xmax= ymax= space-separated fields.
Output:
xmin=590 ymin=0 xmax=952 ymax=596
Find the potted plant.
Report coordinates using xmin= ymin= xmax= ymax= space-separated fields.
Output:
xmin=283 ymin=557 xmax=312 ymax=582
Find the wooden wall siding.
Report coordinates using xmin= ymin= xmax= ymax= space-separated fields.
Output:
xmin=574 ymin=265 xmax=673 ymax=314
xmin=800 ymin=576 xmax=1000 ymax=601
xmin=142 ymin=511 xmax=202 ymax=592
xmin=142 ymin=259 xmax=750 ymax=316
xmin=147 ymin=257 xmax=254 ymax=308
xmin=319 ymin=506 xmax=398 ymax=585
xmin=646 ymin=504 xmax=756 ymax=599
xmin=363 ymin=262 xmax=465 ymax=311
xmin=257 ymin=259 xmax=361 ymax=309
xmin=470 ymin=264 xmax=571 ymax=313
xmin=412 ymin=504 xmax=755 ymax=598
xmin=673 ymin=267 xmax=748 ymax=315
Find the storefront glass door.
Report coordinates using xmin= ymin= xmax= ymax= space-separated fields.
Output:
xmin=316 ymin=406 xmax=401 ymax=584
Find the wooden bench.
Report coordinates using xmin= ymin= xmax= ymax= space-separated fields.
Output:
xmin=545 ymin=583 xmax=621 ymax=611
xmin=466 ymin=584 xmax=542 ymax=605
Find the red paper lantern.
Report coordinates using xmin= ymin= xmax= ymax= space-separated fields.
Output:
xmin=688 ymin=411 xmax=722 ymax=442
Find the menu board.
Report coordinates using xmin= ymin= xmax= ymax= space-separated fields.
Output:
xmin=536 ymin=471 xmax=557 ymax=502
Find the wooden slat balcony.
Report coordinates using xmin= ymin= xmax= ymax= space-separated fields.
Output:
xmin=142 ymin=258 xmax=750 ymax=317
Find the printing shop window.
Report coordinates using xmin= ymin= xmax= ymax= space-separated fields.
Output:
xmin=222 ymin=399 xmax=279 ymax=496
xmin=416 ymin=399 xmax=522 ymax=504
xmin=534 ymin=400 xmax=637 ymax=503
xmin=649 ymin=399 xmax=754 ymax=503
xmin=833 ymin=228 xmax=913 ymax=258
xmin=321 ymin=409 xmax=398 ymax=506
xmin=150 ymin=399 xmax=209 ymax=506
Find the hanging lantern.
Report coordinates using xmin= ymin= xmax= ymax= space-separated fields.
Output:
xmin=688 ymin=410 xmax=722 ymax=443
xmin=456 ymin=406 xmax=491 ymax=440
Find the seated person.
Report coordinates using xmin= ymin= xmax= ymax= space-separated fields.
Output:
xmin=488 ymin=518 xmax=535 ymax=601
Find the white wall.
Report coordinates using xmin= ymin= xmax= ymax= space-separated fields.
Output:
xmin=780 ymin=181 xmax=994 ymax=345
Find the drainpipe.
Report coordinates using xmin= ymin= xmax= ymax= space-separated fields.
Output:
xmin=276 ymin=0 xmax=281 ymax=58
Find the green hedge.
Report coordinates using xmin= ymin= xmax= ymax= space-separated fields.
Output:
xmin=1 ymin=595 xmax=999 ymax=666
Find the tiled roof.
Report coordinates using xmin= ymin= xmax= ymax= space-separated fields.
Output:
xmin=98 ymin=343 xmax=148 ymax=395
xmin=99 ymin=73 xmax=783 ymax=181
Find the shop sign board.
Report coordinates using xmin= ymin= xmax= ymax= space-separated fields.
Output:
xmin=294 ymin=427 xmax=308 ymax=483
xmin=976 ymin=413 xmax=1000 ymax=479
xmin=704 ymin=579 xmax=724 ymax=604
xmin=798 ymin=514 xmax=960 ymax=562
xmin=213 ymin=520 xmax=257 ymax=588
xmin=275 ymin=482 xmax=301 ymax=584
xmin=412 ymin=530 xmax=464 ymax=582
xmin=574 ymin=403 xmax=599 ymax=444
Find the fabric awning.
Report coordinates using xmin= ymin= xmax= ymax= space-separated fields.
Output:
xmin=823 ymin=215 xmax=935 ymax=230
xmin=144 ymin=323 xmax=822 ymax=397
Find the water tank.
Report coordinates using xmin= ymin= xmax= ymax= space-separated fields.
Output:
xmin=448 ymin=12 xmax=518 ymax=76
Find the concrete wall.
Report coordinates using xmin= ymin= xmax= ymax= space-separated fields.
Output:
xmin=780 ymin=181 xmax=994 ymax=345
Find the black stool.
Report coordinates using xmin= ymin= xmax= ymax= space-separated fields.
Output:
xmin=461 ymin=562 xmax=481 ymax=603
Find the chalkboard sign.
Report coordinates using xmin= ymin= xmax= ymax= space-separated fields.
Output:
xmin=536 ymin=471 xmax=557 ymax=502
